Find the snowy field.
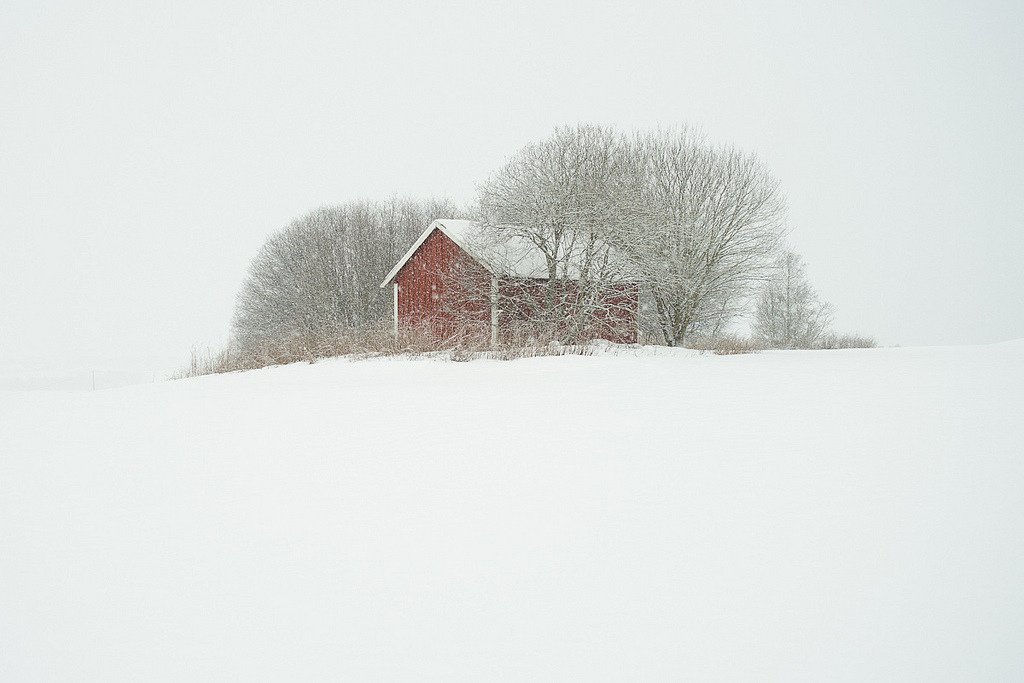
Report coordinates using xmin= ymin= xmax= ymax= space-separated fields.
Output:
xmin=1 ymin=342 xmax=1022 ymax=680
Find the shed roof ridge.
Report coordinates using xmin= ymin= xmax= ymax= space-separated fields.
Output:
xmin=381 ymin=218 xmax=635 ymax=287
xmin=379 ymin=219 xmax=491 ymax=288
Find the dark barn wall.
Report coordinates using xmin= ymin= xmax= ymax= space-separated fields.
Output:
xmin=497 ymin=279 xmax=638 ymax=344
xmin=593 ymin=283 xmax=640 ymax=344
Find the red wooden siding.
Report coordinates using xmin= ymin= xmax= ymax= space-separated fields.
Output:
xmin=394 ymin=229 xmax=639 ymax=344
xmin=591 ymin=283 xmax=640 ymax=344
xmin=496 ymin=279 xmax=638 ymax=344
xmin=394 ymin=229 xmax=490 ymax=339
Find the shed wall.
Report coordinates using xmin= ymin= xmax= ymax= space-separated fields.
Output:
xmin=496 ymin=279 xmax=639 ymax=344
xmin=393 ymin=229 xmax=639 ymax=345
xmin=394 ymin=229 xmax=490 ymax=339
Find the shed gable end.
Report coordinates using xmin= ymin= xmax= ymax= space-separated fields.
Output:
xmin=395 ymin=229 xmax=489 ymax=336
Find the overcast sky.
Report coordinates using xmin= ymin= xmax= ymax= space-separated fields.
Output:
xmin=2 ymin=0 xmax=1022 ymax=380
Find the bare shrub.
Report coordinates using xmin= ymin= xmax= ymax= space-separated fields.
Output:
xmin=173 ymin=347 xmax=238 ymax=378
xmin=176 ymin=324 xmax=430 ymax=377
xmin=815 ymin=333 xmax=877 ymax=349
xmin=177 ymin=324 xmax=623 ymax=378
xmin=686 ymin=335 xmax=763 ymax=355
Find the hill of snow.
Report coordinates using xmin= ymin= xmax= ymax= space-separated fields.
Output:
xmin=2 ymin=343 xmax=1023 ymax=680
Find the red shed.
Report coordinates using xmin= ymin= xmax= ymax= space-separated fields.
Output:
xmin=380 ymin=219 xmax=639 ymax=345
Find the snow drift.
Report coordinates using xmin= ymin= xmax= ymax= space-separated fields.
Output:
xmin=2 ymin=343 xmax=1022 ymax=680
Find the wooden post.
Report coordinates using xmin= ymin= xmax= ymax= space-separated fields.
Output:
xmin=393 ymin=283 xmax=399 ymax=337
xmin=635 ymin=284 xmax=642 ymax=345
xmin=490 ymin=276 xmax=499 ymax=348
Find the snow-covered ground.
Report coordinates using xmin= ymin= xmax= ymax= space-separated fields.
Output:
xmin=0 ymin=369 xmax=161 ymax=392
xmin=2 ymin=343 xmax=1022 ymax=680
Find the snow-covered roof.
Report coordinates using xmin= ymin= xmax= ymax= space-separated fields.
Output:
xmin=380 ymin=219 xmax=630 ymax=287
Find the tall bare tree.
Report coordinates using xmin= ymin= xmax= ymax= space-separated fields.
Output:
xmin=472 ymin=125 xmax=787 ymax=346
xmin=753 ymin=250 xmax=833 ymax=348
xmin=474 ymin=125 xmax=645 ymax=342
xmin=612 ymin=128 xmax=787 ymax=346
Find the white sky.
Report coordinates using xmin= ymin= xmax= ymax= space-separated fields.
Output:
xmin=2 ymin=0 xmax=1022 ymax=378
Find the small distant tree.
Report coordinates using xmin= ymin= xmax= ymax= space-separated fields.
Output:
xmin=753 ymin=250 xmax=833 ymax=348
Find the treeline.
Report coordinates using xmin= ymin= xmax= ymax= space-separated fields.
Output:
xmin=188 ymin=125 xmax=873 ymax=375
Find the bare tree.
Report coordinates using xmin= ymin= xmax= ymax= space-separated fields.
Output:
xmin=473 ymin=125 xmax=645 ymax=342
xmin=753 ymin=250 xmax=833 ymax=348
xmin=612 ymin=128 xmax=787 ymax=346
xmin=231 ymin=198 xmax=461 ymax=356
xmin=470 ymin=125 xmax=788 ymax=347
xmin=434 ymin=226 xmax=642 ymax=347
